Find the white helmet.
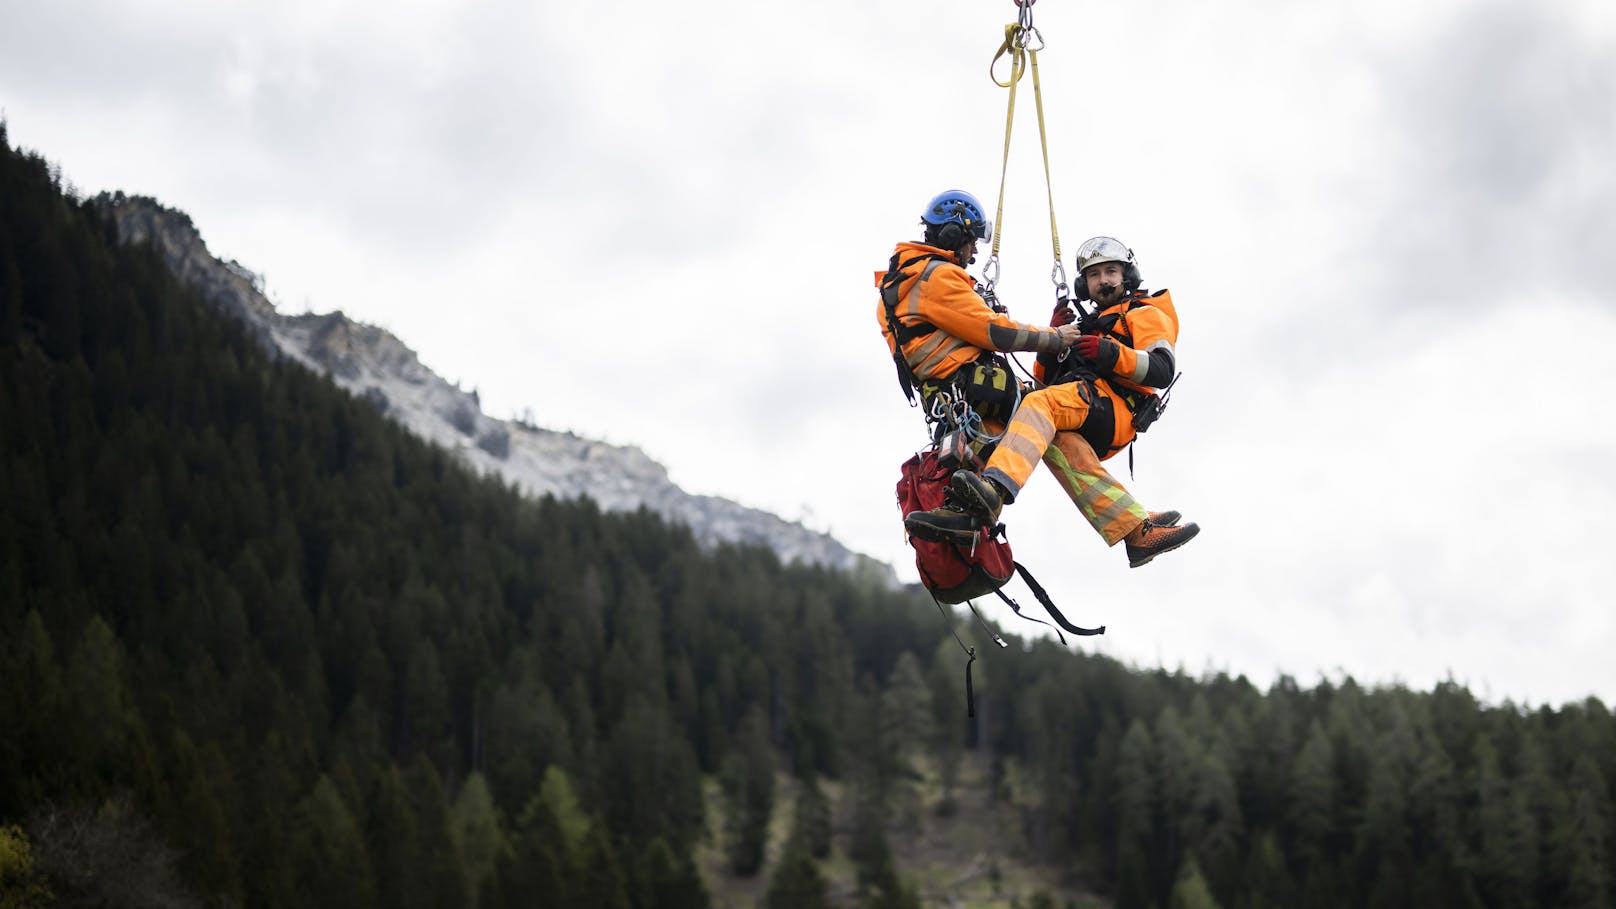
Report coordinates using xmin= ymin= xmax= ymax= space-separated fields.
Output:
xmin=1075 ymin=236 xmax=1136 ymax=274
xmin=1073 ymin=236 xmax=1141 ymax=301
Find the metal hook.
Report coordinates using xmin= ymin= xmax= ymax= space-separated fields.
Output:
xmin=1016 ymin=0 xmax=1035 ymax=32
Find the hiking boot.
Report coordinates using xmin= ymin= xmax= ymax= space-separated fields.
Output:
xmin=1124 ymin=518 xmax=1200 ymax=568
xmin=949 ymin=471 xmax=1004 ymax=526
xmin=1148 ymin=510 xmax=1181 ymax=527
xmin=904 ymin=503 xmax=984 ymax=544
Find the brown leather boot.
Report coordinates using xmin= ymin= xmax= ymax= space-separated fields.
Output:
xmin=903 ymin=503 xmax=983 ymax=544
xmin=948 ymin=471 xmax=1004 ymax=526
xmin=905 ymin=471 xmax=1005 ymax=544
xmin=1148 ymin=510 xmax=1181 ymax=527
xmin=1124 ymin=518 xmax=1200 ymax=568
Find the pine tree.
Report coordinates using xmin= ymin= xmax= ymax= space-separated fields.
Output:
xmin=497 ymin=795 xmax=568 ymax=908
xmin=1561 ymin=754 xmax=1611 ymax=908
xmin=1169 ymin=855 xmax=1222 ymax=909
xmin=1288 ymin=720 xmax=1336 ymax=864
xmin=1241 ymin=831 xmax=1296 ymax=909
xmin=64 ymin=615 xmax=135 ymax=790
xmin=881 ymin=651 xmax=933 ymax=833
xmin=1472 ymin=737 xmax=1534 ymax=908
xmin=404 ymin=753 xmax=470 ymax=909
xmin=636 ymin=837 xmax=710 ymax=909
xmin=451 ymin=772 xmax=506 ymax=908
xmin=1113 ymin=719 xmax=1159 ymax=909
xmin=0 ymin=612 xmax=66 ymax=815
xmin=571 ymin=824 xmax=633 ymax=909
xmin=0 ymin=257 xmax=22 ymax=349
xmin=484 ymin=654 xmax=573 ymax=810
xmin=720 ymin=707 xmax=776 ymax=877
xmin=1354 ymin=705 xmax=1416 ymax=907
xmin=287 ymin=775 xmax=376 ymax=909
xmin=765 ymin=843 xmax=830 ymax=909
xmin=365 ymin=763 xmax=418 ymax=909
xmin=790 ymin=773 xmax=833 ymax=860
xmin=860 ymin=852 xmax=922 ymax=909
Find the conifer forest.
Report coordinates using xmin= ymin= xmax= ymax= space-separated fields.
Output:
xmin=2 ymin=128 xmax=1614 ymax=908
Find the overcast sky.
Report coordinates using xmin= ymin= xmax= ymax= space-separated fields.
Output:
xmin=5 ymin=0 xmax=1613 ymax=708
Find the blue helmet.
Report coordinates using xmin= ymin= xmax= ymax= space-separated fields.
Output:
xmin=920 ymin=189 xmax=992 ymax=243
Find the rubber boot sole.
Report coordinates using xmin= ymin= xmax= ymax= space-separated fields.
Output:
xmin=903 ymin=512 xmax=983 ymax=545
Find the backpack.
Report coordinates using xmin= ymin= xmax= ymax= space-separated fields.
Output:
xmin=896 ymin=449 xmax=1014 ymax=604
xmin=895 ymin=450 xmax=1105 ymax=635
xmin=896 ymin=449 xmax=1105 ymax=718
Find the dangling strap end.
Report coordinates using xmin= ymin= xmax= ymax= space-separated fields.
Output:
xmin=964 ymin=646 xmax=977 ymax=718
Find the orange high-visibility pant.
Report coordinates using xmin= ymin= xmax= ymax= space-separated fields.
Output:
xmin=981 ymin=382 xmax=1148 ymax=546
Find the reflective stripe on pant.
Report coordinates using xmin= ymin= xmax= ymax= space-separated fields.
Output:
xmin=981 ymin=383 xmax=1147 ymax=546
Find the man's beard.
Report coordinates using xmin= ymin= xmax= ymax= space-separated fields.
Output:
xmin=1094 ymin=284 xmax=1121 ymax=302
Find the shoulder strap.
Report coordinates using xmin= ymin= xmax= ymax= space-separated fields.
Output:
xmin=1009 ymin=561 xmax=1105 ymax=637
xmin=880 ymin=252 xmax=952 ymax=403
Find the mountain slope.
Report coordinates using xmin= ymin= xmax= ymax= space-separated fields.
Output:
xmin=100 ymin=193 xmax=881 ymax=576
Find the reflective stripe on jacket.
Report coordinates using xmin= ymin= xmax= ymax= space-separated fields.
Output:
xmin=1098 ymin=289 xmax=1179 ymax=397
xmin=875 ymin=241 xmax=1066 ymax=382
xmin=1032 ymin=289 xmax=1179 ymax=395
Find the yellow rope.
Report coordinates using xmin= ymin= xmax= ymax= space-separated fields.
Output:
xmin=987 ymin=18 xmax=1066 ymax=293
xmin=989 ymin=23 xmax=1024 ymax=264
xmin=1028 ymin=46 xmax=1062 ymax=271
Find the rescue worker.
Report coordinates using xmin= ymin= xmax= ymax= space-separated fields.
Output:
xmin=877 ymin=188 xmax=1084 ymax=427
xmin=904 ymin=235 xmax=1200 ymax=568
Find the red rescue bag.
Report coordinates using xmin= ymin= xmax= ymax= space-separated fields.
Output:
xmin=895 ymin=450 xmax=1014 ymax=604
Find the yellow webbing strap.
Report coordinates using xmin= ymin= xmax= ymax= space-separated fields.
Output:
xmin=987 ymin=20 xmax=1065 ymax=288
xmin=989 ymin=24 xmax=1024 ymax=263
xmin=1027 ymin=44 xmax=1063 ymax=270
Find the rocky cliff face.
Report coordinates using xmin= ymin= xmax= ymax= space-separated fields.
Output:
xmin=100 ymin=194 xmax=885 ymax=577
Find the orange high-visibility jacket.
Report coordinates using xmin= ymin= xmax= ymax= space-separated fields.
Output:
xmin=876 ymin=241 xmax=1067 ymax=383
xmin=1099 ymin=289 xmax=1178 ymax=397
xmin=1034 ymin=289 xmax=1179 ymax=396
xmin=1033 ymin=288 xmax=1181 ymax=457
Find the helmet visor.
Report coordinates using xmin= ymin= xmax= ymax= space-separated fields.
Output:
xmin=1076 ymin=236 xmax=1132 ymax=272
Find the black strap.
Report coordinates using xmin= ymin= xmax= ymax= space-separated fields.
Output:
xmin=928 ymin=592 xmax=982 ymax=718
xmin=992 ymin=587 xmax=1066 ymax=646
xmin=928 ymin=589 xmax=1007 ymax=719
xmin=964 ymin=648 xmax=976 ymax=719
xmin=1013 ymin=561 xmax=1105 ymax=636
xmin=1075 ymin=304 xmax=1123 ymax=339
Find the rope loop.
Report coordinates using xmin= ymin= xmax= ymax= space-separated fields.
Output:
xmin=987 ymin=8 xmax=1065 ymax=304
